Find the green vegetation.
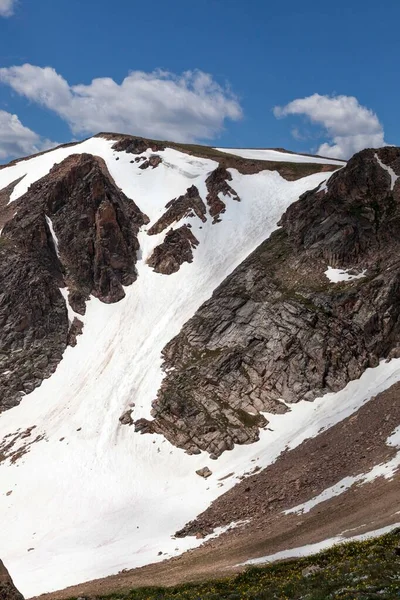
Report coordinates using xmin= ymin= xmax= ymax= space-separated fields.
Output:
xmin=68 ymin=530 xmax=400 ymax=599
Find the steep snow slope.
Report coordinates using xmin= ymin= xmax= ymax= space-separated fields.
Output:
xmin=0 ymin=138 xmax=388 ymax=597
xmin=215 ymin=147 xmax=345 ymax=165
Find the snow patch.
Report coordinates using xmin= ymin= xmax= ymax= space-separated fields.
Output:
xmin=241 ymin=522 xmax=400 ymax=566
xmin=59 ymin=288 xmax=84 ymax=325
xmin=375 ymin=153 xmax=399 ymax=191
xmin=215 ymin=147 xmax=345 ymax=166
xmin=45 ymin=215 xmax=60 ymax=258
xmin=325 ymin=266 xmax=366 ymax=283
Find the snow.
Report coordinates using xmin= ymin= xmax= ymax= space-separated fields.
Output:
xmin=215 ymin=147 xmax=345 ymax=166
xmin=59 ymin=288 xmax=83 ymax=325
xmin=241 ymin=522 xmax=400 ymax=566
xmin=325 ymin=266 xmax=366 ymax=283
xmin=45 ymin=215 xmax=60 ymax=258
xmin=284 ymin=425 xmax=400 ymax=516
xmin=318 ymin=179 xmax=328 ymax=194
xmin=0 ymin=138 xmax=398 ymax=597
xmin=375 ymin=153 xmax=399 ymax=191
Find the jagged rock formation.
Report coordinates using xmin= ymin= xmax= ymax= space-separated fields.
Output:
xmin=111 ymin=136 xmax=165 ymax=155
xmin=148 ymin=225 xmax=199 ymax=274
xmin=136 ymin=148 xmax=400 ymax=457
xmin=0 ymin=153 xmax=148 ymax=412
xmin=148 ymin=185 xmax=207 ymax=235
xmin=0 ymin=560 xmax=24 ymax=600
xmin=206 ymin=166 xmax=240 ymax=222
xmin=139 ymin=155 xmax=162 ymax=170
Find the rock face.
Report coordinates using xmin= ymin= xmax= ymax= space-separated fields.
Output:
xmin=111 ymin=136 xmax=165 ymax=155
xmin=206 ymin=166 xmax=240 ymax=222
xmin=0 ymin=560 xmax=24 ymax=600
xmin=0 ymin=153 xmax=148 ymax=412
xmin=148 ymin=185 xmax=207 ymax=236
xmin=139 ymin=155 xmax=162 ymax=170
xmin=135 ymin=147 xmax=400 ymax=457
xmin=148 ymin=225 xmax=199 ymax=274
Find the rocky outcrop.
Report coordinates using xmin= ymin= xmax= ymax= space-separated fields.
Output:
xmin=139 ymin=155 xmax=162 ymax=170
xmin=147 ymin=225 xmax=199 ymax=274
xmin=0 ymin=560 xmax=24 ymax=600
xmin=135 ymin=148 xmax=400 ymax=457
xmin=0 ymin=178 xmax=24 ymax=232
xmin=5 ymin=154 xmax=149 ymax=307
xmin=280 ymin=146 xmax=400 ymax=267
xmin=111 ymin=136 xmax=165 ymax=155
xmin=148 ymin=185 xmax=207 ymax=235
xmin=0 ymin=154 xmax=149 ymax=412
xmin=206 ymin=166 xmax=240 ymax=222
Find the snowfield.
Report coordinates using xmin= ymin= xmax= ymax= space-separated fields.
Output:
xmin=215 ymin=147 xmax=345 ymax=165
xmin=0 ymin=138 xmax=398 ymax=597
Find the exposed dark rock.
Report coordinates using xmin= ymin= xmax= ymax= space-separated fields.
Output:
xmin=139 ymin=155 xmax=162 ymax=170
xmin=111 ymin=137 xmax=165 ymax=155
xmin=0 ymin=559 xmax=24 ymax=600
xmin=67 ymin=317 xmax=84 ymax=347
xmin=134 ymin=418 xmax=157 ymax=434
xmin=280 ymin=147 xmax=400 ymax=267
xmin=206 ymin=166 xmax=240 ymax=222
xmin=135 ymin=148 xmax=400 ymax=456
xmin=147 ymin=225 xmax=199 ymax=274
xmin=0 ymin=177 xmax=25 ymax=232
xmin=0 ymin=239 xmax=68 ymax=411
xmin=147 ymin=185 xmax=207 ymax=235
xmin=119 ymin=409 xmax=134 ymax=426
xmin=196 ymin=467 xmax=212 ymax=479
xmin=0 ymin=154 xmax=149 ymax=412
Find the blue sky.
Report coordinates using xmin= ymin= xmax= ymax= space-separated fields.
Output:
xmin=0 ymin=0 xmax=398 ymax=161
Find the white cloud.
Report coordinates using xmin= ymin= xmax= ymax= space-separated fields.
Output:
xmin=0 ymin=64 xmax=242 ymax=142
xmin=0 ymin=109 xmax=56 ymax=160
xmin=0 ymin=0 xmax=16 ymax=17
xmin=274 ymin=94 xmax=387 ymax=159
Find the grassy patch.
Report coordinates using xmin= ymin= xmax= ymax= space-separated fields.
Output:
xmin=67 ymin=530 xmax=400 ymax=599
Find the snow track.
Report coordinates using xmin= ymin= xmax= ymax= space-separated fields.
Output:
xmin=0 ymin=138 xmax=396 ymax=596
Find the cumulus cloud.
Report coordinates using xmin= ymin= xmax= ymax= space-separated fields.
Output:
xmin=0 ymin=110 xmax=56 ymax=160
xmin=0 ymin=64 xmax=242 ymax=142
xmin=0 ymin=0 xmax=16 ymax=17
xmin=274 ymin=94 xmax=387 ymax=159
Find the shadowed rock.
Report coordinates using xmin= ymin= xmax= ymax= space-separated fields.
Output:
xmin=0 ymin=560 xmax=24 ymax=600
xmin=148 ymin=225 xmax=199 ymax=274
xmin=148 ymin=185 xmax=207 ymax=236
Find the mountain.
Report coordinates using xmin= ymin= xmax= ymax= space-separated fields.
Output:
xmin=0 ymin=135 xmax=398 ymax=598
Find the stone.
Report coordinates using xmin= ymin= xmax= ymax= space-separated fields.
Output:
xmin=196 ymin=467 xmax=212 ymax=479
xmin=119 ymin=410 xmax=134 ymax=426
xmin=147 ymin=185 xmax=207 ymax=236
